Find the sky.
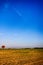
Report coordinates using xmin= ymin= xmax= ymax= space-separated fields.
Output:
xmin=0 ymin=0 xmax=43 ymax=48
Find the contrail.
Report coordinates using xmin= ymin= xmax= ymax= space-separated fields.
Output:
xmin=16 ymin=10 xmax=22 ymax=16
xmin=14 ymin=8 xmax=22 ymax=16
xmin=13 ymin=7 xmax=25 ymax=22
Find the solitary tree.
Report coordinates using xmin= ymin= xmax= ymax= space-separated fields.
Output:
xmin=1 ymin=45 xmax=5 ymax=49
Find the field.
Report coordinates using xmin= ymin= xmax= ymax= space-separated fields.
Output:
xmin=0 ymin=48 xmax=43 ymax=65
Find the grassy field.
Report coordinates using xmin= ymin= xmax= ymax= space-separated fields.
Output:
xmin=0 ymin=48 xmax=43 ymax=65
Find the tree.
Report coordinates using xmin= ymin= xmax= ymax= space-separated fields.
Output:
xmin=1 ymin=45 xmax=5 ymax=49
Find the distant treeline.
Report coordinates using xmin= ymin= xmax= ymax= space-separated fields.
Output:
xmin=34 ymin=47 xmax=43 ymax=49
xmin=0 ymin=47 xmax=43 ymax=50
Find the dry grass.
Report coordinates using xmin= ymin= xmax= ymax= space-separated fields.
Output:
xmin=0 ymin=48 xmax=43 ymax=65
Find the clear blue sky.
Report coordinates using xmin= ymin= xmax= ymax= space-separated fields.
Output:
xmin=0 ymin=0 xmax=43 ymax=48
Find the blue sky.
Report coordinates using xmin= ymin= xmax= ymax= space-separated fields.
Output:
xmin=0 ymin=0 xmax=43 ymax=48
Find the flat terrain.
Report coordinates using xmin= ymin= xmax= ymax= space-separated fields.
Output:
xmin=0 ymin=48 xmax=43 ymax=65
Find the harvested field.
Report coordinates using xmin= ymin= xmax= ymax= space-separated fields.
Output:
xmin=0 ymin=48 xmax=43 ymax=65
